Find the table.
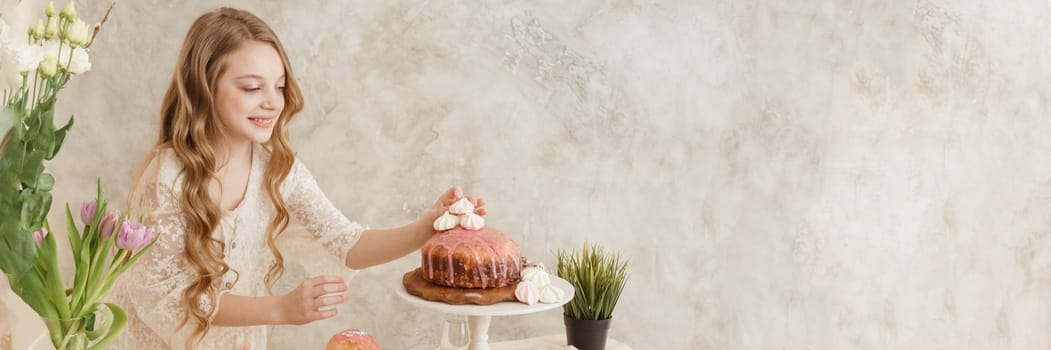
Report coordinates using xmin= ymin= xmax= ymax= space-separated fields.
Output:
xmin=490 ymin=334 xmax=632 ymax=349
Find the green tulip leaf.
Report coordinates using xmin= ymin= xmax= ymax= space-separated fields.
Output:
xmin=86 ymin=303 xmax=126 ymax=350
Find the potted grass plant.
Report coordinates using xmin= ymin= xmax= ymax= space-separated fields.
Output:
xmin=556 ymin=243 xmax=629 ymax=350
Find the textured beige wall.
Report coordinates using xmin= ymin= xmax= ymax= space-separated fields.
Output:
xmin=4 ymin=0 xmax=1051 ymax=349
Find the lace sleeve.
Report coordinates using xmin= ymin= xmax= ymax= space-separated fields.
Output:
xmin=118 ymin=160 xmax=225 ymax=346
xmin=283 ymin=158 xmax=366 ymax=262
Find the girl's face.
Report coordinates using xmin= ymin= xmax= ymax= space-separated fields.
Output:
xmin=214 ymin=41 xmax=287 ymax=145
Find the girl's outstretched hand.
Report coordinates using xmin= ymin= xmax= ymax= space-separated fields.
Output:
xmin=436 ymin=186 xmax=486 ymax=215
xmin=421 ymin=186 xmax=487 ymax=228
xmin=277 ymin=275 xmax=346 ymax=325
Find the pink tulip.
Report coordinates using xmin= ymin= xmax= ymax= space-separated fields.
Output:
xmin=80 ymin=200 xmax=97 ymax=224
xmin=116 ymin=220 xmax=154 ymax=251
xmin=99 ymin=210 xmax=119 ymax=239
xmin=32 ymin=227 xmax=48 ymax=248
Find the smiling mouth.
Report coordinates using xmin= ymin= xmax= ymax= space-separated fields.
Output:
xmin=249 ymin=117 xmax=275 ymax=126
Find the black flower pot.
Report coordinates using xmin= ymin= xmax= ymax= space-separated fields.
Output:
xmin=564 ymin=314 xmax=611 ymax=350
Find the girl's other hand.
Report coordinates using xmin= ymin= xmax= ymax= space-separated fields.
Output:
xmin=277 ymin=275 xmax=346 ymax=325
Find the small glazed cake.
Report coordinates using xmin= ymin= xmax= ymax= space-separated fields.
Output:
xmin=405 ymin=194 xmax=565 ymax=306
xmin=421 ymin=226 xmax=522 ymax=289
xmin=325 ymin=329 xmax=381 ymax=350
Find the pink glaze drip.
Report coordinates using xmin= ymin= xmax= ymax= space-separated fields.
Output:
xmin=422 ymin=227 xmax=521 ymax=288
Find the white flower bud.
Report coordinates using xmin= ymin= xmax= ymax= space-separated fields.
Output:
xmin=44 ymin=17 xmax=58 ymax=39
xmin=60 ymin=2 xmax=77 ymax=22
xmin=38 ymin=56 xmax=58 ymax=77
xmin=67 ymin=20 xmax=89 ymax=47
xmin=33 ymin=19 xmax=46 ymax=41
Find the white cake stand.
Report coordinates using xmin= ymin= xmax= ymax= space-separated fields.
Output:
xmin=395 ymin=273 xmax=575 ymax=350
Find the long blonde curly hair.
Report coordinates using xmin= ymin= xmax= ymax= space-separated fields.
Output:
xmin=134 ymin=7 xmax=303 ymax=349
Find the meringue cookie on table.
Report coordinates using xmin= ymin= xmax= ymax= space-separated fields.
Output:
xmin=539 ymin=284 xmax=564 ymax=304
xmin=448 ymin=197 xmax=475 ymax=215
xmin=432 ymin=211 xmax=459 ymax=231
xmin=459 ymin=212 xmax=485 ymax=230
xmin=515 ymin=281 xmax=540 ymax=305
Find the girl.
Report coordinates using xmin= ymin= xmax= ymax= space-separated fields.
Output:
xmin=110 ymin=7 xmax=483 ymax=349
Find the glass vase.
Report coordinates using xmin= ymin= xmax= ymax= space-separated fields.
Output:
xmin=37 ymin=316 xmax=88 ymax=350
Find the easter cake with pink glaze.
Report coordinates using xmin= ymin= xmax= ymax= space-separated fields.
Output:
xmin=420 ymin=226 xmax=522 ymax=289
xmin=403 ymin=197 xmax=525 ymax=305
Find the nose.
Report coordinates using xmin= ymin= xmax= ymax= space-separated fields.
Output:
xmin=261 ymin=87 xmax=284 ymax=111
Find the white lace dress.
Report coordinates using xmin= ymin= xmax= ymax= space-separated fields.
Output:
xmin=109 ymin=144 xmax=365 ymax=349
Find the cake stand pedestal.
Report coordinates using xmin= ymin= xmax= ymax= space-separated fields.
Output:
xmin=395 ymin=274 xmax=574 ymax=350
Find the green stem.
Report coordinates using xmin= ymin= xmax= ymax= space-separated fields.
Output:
xmin=55 ymin=42 xmax=63 ymax=82
xmin=62 ymin=44 xmax=75 ymax=86
xmin=84 ymin=250 xmax=126 ymax=306
xmin=31 ymin=71 xmax=38 ymax=109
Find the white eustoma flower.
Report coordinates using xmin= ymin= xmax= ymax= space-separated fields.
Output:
xmin=42 ymin=40 xmax=91 ymax=74
xmin=66 ymin=47 xmax=90 ymax=74
xmin=0 ymin=20 xmax=25 ymax=93
xmin=2 ymin=21 xmax=44 ymax=74
xmin=42 ymin=40 xmax=61 ymax=65
xmin=15 ymin=45 xmax=45 ymax=73
xmin=67 ymin=20 xmax=90 ymax=47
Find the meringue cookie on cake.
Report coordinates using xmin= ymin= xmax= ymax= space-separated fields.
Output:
xmin=460 ymin=212 xmax=485 ymax=230
xmin=515 ymin=281 xmax=540 ymax=305
xmin=432 ymin=211 xmax=459 ymax=231
xmin=448 ymin=197 xmax=475 ymax=215
xmin=539 ymin=284 xmax=564 ymax=304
